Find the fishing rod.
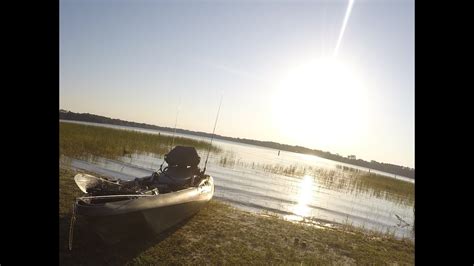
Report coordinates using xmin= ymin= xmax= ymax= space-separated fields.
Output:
xmin=170 ymin=99 xmax=181 ymax=148
xmin=159 ymin=100 xmax=180 ymax=173
xmin=203 ymin=96 xmax=223 ymax=175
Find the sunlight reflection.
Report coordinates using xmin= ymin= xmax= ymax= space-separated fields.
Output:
xmin=292 ymin=175 xmax=314 ymax=217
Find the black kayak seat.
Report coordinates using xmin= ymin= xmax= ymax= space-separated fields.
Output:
xmin=158 ymin=146 xmax=202 ymax=190
xmin=160 ymin=165 xmax=199 ymax=187
xmin=164 ymin=146 xmax=200 ymax=167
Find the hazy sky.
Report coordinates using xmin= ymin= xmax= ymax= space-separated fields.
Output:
xmin=60 ymin=0 xmax=414 ymax=168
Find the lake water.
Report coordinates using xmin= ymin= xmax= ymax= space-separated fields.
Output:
xmin=60 ymin=120 xmax=414 ymax=240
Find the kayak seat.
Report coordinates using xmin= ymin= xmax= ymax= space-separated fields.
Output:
xmin=158 ymin=165 xmax=199 ymax=190
xmin=165 ymin=165 xmax=198 ymax=178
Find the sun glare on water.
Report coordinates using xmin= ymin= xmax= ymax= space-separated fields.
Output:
xmin=293 ymin=175 xmax=314 ymax=217
xmin=285 ymin=175 xmax=315 ymax=222
xmin=272 ymin=56 xmax=369 ymax=150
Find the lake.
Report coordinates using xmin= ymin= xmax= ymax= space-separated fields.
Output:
xmin=60 ymin=120 xmax=414 ymax=240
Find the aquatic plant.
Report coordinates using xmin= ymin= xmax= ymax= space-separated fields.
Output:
xmin=60 ymin=122 xmax=222 ymax=160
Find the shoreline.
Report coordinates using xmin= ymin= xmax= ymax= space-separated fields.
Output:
xmin=60 ymin=166 xmax=414 ymax=265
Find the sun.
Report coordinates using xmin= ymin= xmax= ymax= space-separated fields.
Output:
xmin=272 ymin=56 xmax=368 ymax=151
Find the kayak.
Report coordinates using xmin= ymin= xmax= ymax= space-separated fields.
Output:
xmin=73 ymin=174 xmax=214 ymax=244
xmin=69 ymin=146 xmax=214 ymax=245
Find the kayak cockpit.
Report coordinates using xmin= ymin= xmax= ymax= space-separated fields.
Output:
xmin=75 ymin=146 xmax=208 ymax=197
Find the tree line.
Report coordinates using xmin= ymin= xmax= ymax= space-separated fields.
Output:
xmin=59 ymin=109 xmax=414 ymax=179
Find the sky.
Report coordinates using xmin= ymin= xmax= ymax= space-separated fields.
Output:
xmin=60 ymin=0 xmax=414 ymax=168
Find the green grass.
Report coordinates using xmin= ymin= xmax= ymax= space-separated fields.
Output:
xmin=316 ymin=170 xmax=414 ymax=205
xmin=60 ymin=167 xmax=414 ymax=265
xmin=60 ymin=122 xmax=221 ymax=159
xmin=353 ymin=173 xmax=414 ymax=203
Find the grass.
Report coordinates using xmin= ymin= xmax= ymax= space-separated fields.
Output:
xmin=60 ymin=167 xmax=414 ymax=265
xmin=352 ymin=173 xmax=414 ymax=203
xmin=315 ymin=170 xmax=414 ymax=205
xmin=60 ymin=122 xmax=221 ymax=159
xmin=217 ymin=153 xmax=414 ymax=205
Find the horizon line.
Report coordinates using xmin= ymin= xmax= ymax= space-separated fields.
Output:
xmin=59 ymin=108 xmax=414 ymax=170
